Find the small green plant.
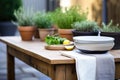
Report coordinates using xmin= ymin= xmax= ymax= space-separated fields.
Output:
xmin=101 ymin=20 xmax=120 ymax=32
xmin=50 ymin=6 xmax=87 ymax=29
xmin=45 ymin=35 xmax=66 ymax=45
xmin=72 ymin=20 xmax=99 ymax=32
xmin=33 ymin=12 xmax=53 ymax=29
xmin=14 ymin=7 xmax=34 ymax=26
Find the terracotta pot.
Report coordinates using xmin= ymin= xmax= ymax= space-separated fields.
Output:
xmin=38 ymin=28 xmax=55 ymax=41
xmin=58 ymin=29 xmax=73 ymax=41
xmin=18 ymin=26 xmax=36 ymax=41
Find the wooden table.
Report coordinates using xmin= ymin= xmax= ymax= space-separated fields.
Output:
xmin=0 ymin=36 xmax=120 ymax=80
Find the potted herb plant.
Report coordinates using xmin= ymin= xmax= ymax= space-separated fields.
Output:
xmin=14 ymin=7 xmax=36 ymax=41
xmin=34 ymin=12 xmax=54 ymax=41
xmin=100 ymin=20 xmax=120 ymax=50
xmin=51 ymin=6 xmax=87 ymax=41
xmin=72 ymin=20 xmax=99 ymax=36
xmin=0 ymin=0 xmax=22 ymax=36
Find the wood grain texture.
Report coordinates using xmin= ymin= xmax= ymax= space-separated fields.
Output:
xmin=115 ymin=62 xmax=120 ymax=79
xmin=0 ymin=37 xmax=74 ymax=64
xmin=45 ymin=45 xmax=65 ymax=50
xmin=107 ymin=0 xmax=120 ymax=24
xmin=7 ymin=46 xmax=15 ymax=80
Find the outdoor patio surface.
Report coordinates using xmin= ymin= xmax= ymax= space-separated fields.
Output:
xmin=0 ymin=31 xmax=50 ymax=80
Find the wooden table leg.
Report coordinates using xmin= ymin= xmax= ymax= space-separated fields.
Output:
xmin=115 ymin=62 xmax=120 ymax=79
xmin=49 ymin=64 xmax=77 ymax=80
xmin=7 ymin=47 xmax=15 ymax=80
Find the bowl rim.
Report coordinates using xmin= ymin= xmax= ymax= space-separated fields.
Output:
xmin=73 ymin=36 xmax=114 ymax=43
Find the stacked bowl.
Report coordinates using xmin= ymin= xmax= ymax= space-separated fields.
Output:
xmin=73 ymin=36 xmax=114 ymax=54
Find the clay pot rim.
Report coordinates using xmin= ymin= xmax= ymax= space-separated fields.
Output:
xmin=18 ymin=26 xmax=36 ymax=31
xmin=58 ymin=29 xmax=73 ymax=34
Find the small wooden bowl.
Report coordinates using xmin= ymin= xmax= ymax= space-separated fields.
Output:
xmin=45 ymin=45 xmax=65 ymax=50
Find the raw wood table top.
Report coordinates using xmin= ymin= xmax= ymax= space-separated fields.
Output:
xmin=0 ymin=36 xmax=120 ymax=64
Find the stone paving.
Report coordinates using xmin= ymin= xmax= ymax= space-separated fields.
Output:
xmin=0 ymin=31 xmax=50 ymax=80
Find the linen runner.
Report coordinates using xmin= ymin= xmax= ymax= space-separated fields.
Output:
xmin=60 ymin=50 xmax=115 ymax=80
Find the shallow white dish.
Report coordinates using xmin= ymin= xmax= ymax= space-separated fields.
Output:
xmin=73 ymin=36 xmax=115 ymax=54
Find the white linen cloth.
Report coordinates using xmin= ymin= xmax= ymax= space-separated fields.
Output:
xmin=60 ymin=50 xmax=115 ymax=80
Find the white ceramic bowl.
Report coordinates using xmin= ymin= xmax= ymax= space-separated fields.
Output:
xmin=73 ymin=36 xmax=114 ymax=53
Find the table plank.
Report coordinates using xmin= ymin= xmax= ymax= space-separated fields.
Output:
xmin=0 ymin=37 xmax=75 ymax=64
